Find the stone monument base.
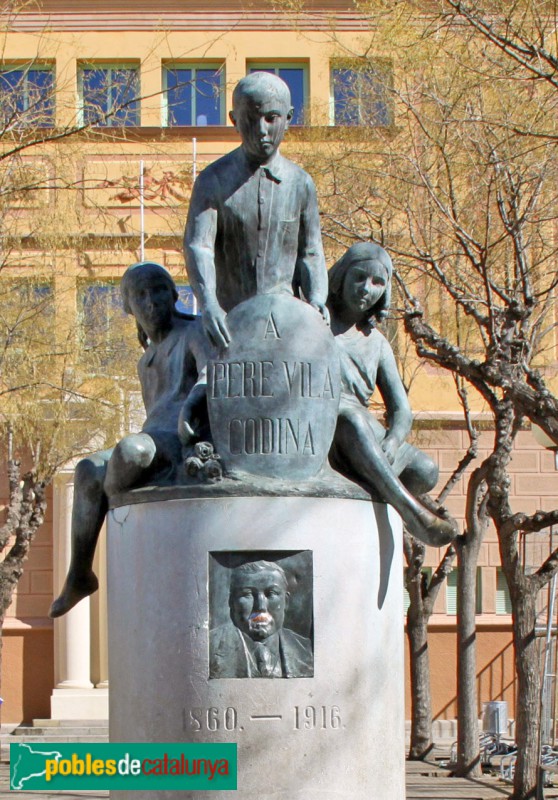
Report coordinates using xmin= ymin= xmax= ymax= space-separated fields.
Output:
xmin=107 ymin=493 xmax=405 ymax=800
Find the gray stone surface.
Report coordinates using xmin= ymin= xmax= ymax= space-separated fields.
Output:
xmin=207 ymin=294 xmax=339 ymax=480
xmin=107 ymin=496 xmax=405 ymax=800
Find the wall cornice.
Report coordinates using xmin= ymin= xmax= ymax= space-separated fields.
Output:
xmin=5 ymin=0 xmax=370 ymax=32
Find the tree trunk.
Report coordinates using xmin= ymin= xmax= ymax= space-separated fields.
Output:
xmin=455 ymin=538 xmax=482 ymax=777
xmin=406 ymin=604 xmax=433 ymax=758
xmin=510 ymin=586 xmax=541 ymax=800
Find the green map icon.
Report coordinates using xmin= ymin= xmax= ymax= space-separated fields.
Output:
xmin=11 ymin=742 xmax=63 ymax=790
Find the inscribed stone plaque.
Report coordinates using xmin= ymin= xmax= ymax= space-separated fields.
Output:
xmin=207 ymin=295 xmax=340 ymax=479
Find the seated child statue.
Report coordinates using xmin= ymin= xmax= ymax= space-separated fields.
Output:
xmin=328 ymin=242 xmax=457 ymax=547
xmin=49 ymin=262 xmax=210 ymax=617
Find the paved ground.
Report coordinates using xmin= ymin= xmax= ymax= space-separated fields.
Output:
xmin=3 ymin=751 xmax=558 ymax=799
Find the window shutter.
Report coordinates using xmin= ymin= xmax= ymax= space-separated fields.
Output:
xmin=496 ymin=569 xmax=512 ymax=615
xmin=446 ymin=569 xmax=457 ymax=615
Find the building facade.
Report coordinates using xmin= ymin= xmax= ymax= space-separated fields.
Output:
xmin=1 ymin=0 xmax=557 ymax=727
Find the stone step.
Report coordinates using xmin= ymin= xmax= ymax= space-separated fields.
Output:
xmin=12 ymin=726 xmax=109 ymax=737
xmin=2 ymin=734 xmax=109 ymax=753
xmin=33 ymin=719 xmax=109 ymax=728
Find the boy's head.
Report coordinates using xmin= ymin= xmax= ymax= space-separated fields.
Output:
xmin=230 ymin=72 xmax=294 ymax=164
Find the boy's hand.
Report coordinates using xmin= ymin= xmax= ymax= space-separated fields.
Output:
xmin=202 ymin=303 xmax=231 ymax=349
xmin=178 ymin=382 xmax=208 ymax=446
xmin=179 ymin=419 xmax=196 ymax=447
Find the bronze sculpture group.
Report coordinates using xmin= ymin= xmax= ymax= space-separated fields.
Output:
xmin=50 ymin=71 xmax=456 ymax=635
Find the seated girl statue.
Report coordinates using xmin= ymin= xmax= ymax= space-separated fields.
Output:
xmin=328 ymin=242 xmax=457 ymax=547
xmin=49 ymin=262 xmax=210 ymax=618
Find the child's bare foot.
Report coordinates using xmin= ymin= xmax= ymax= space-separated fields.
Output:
xmin=406 ymin=506 xmax=459 ymax=548
xmin=49 ymin=571 xmax=99 ymax=618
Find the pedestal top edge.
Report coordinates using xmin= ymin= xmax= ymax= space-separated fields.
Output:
xmin=109 ymin=468 xmax=373 ymax=510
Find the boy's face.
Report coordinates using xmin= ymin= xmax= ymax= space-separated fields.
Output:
xmin=126 ymin=270 xmax=175 ymax=337
xmin=230 ymin=89 xmax=294 ymax=164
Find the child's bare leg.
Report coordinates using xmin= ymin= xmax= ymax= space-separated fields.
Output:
xmin=365 ymin=418 xmax=439 ymax=496
xmin=395 ymin=444 xmax=439 ymax=496
xmin=103 ymin=433 xmax=157 ymax=497
xmin=335 ymin=408 xmax=456 ymax=546
xmin=49 ymin=451 xmax=111 ymax=618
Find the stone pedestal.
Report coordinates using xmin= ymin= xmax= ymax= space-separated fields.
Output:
xmin=107 ymin=494 xmax=405 ymax=800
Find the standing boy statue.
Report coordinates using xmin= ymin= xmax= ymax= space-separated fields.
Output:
xmin=184 ymin=71 xmax=329 ymax=350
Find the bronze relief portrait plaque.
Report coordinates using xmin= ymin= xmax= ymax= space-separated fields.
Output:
xmin=208 ymin=551 xmax=313 ymax=679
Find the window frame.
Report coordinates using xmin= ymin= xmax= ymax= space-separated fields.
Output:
xmin=247 ymin=61 xmax=309 ymax=126
xmin=78 ymin=62 xmax=140 ymax=127
xmin=162 ymin=62 xmax=225 ymax=127
xmin=0 ymin=280 xmax=54 ymax=359
xmin=0 ymin=63 xmax=55 ymax=127
xmin=78 ymin=281 xmax=126 ymax=350
xmin=78 ymin=281 xmax=198 ymax=349
xmin=330 ymin=59 xmax=392 ymax=127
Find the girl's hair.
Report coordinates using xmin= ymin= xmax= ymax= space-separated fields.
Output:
xmin=328 ymin=242 xmax=393 ymax=327
xmin=120 ymin=261 xmax=195 ymax=349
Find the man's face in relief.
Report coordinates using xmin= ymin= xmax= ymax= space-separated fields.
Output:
xmin=229 ymin=568 xmax=289 ymax=642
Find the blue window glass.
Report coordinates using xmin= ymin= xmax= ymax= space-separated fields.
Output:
xmin=81 ymin=66 xmax=140 ymax=127
xmin=79 ymin=282 xmax=138 ymax=368
xmin=80 ymin=284 xmax=125 ymax=347
xmin=249 ymin=65 xmax=307 ymax=125
xmin=2 ymin=282 xmax=54 ymax=352
xmin=166 ymin=68 xmax=192 ymax=125
xmin=176 ymin=285 xmax=198 ymax=314
xmin=164 ymin=66 xmax=223 ymax=126
xmin=278 ymin=68 xmax=304 ymax=125
xmin=332 ymin=66 xmax=391 ymax=127
xmin=0 ymin=66 xmax=54 ymax=127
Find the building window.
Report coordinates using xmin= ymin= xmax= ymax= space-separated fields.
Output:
xmin=163 ymin=65 xmax=224 ymax=126
xmin=446 ymin=568 xmax=483 ymax=615
xmin=496 ymin=568 xmax=512 ymax=615
xmin=248 ymin=64 xmax=307 ymax=125
xmin=79 ymin=65 xmax=140 ymax=127
xmin=79 ymin=283 xmax=124 ymax=347
xmin=78 ymin=282 xmax=197 ymax=362
xmin=0 ymin=65 xmax=55 ymax=127
xmin=331 ymin=62 xmax=391 ymax=126
xmin=1 ymin=281 xmax=54 ymax=342
xmin=79 ymin=281 xmax=143 ymax=374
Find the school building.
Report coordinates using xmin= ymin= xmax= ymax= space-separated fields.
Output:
xmin=1 ymin=0 xmax=557 ymax=730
